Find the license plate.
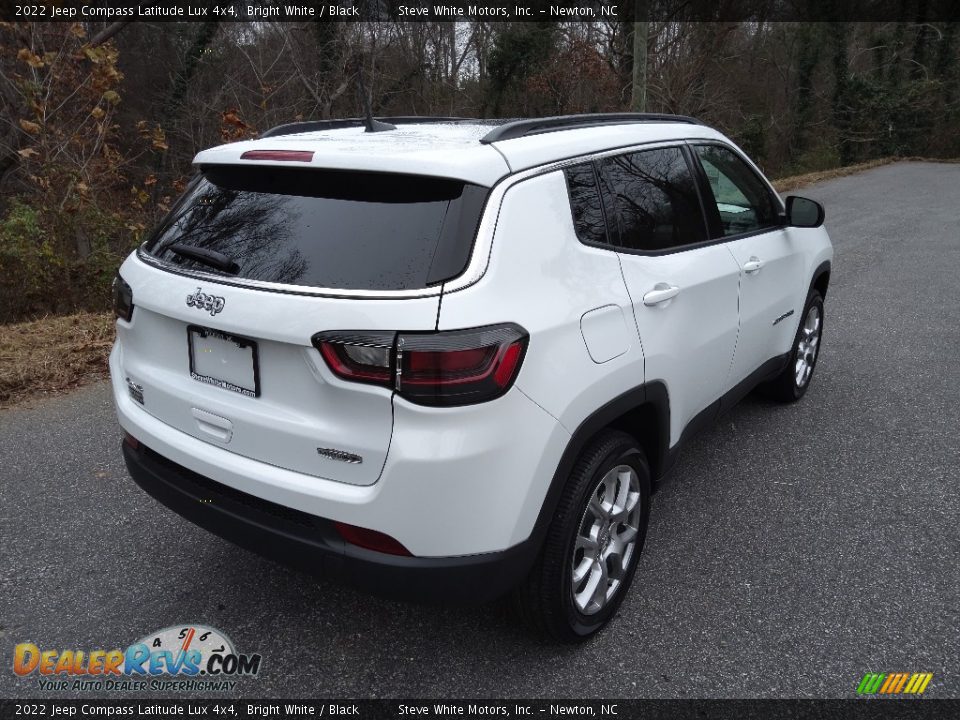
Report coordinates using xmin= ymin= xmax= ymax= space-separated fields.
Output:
xmin=187 ymin=326 xmax=260 ymax=397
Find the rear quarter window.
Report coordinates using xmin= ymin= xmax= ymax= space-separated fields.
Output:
xmin=563 ymin=163 xmax=609 ymax=246
xmin=144 ymin=166 xmax=488 ymax=291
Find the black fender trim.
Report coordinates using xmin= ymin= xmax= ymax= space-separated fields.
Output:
xmin=810 ymin=260 xmax=832 ymax=298
xmin=526 ymin=381 xmax=670 ymax=550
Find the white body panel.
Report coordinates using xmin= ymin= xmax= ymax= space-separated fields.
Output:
xmin=724 ymin=227 xmax=809 ymax=388
xmin=616 ymin=246 xmax=742 ymax=445
xmin=437 ymin=172 xmax=642 ymax=435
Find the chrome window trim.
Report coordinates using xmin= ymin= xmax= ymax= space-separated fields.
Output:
xmin=135 ymin=245 xmax=444 ymax=300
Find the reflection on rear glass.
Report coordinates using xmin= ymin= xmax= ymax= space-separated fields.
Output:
xmin=145 ymin=166 xmax=488 ymax=291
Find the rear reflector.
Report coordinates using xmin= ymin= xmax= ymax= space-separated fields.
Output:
xmin=334 ymin=522 xmax=412 ymax=556
xmin=123 ymin=432 xmax=140 ymax=450
xmin=239 ymin=150 xmax=314 ymax=162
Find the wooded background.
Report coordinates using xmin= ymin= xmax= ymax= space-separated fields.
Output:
xmin=1 ymin=18 xmax=958 ymax=322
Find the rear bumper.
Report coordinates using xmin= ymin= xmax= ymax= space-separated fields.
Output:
xmin=123 ymin=440 xmax=537 ymax=604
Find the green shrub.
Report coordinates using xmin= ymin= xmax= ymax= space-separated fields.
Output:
xmin=0 ymin=198 xmax=138 ymax=322
xmin=0 ymin=200 xmax=63 ymax=320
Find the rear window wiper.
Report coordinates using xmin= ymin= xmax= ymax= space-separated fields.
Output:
xmin=167 ymin=243 xmax=239 ymax=275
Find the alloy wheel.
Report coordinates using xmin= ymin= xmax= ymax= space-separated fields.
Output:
xmin=794 ymin=305 xmax=821 ymax=388
xmin=571 ymin=464 xmax=642 ymax=615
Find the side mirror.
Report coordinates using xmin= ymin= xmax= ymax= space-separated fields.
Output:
xmin=785 ymin=195 xmax=825 ymax=228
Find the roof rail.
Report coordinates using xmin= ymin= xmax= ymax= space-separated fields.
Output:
xmin=260 ymin=116 xmax=494 ymax=138
xmin=478 ymin=113 xmax=702 ymax=144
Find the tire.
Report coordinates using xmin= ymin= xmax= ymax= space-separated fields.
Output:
xmin=764 ymin=289 xmax=824 ymax=403
xmin=513 ymin=429 xmax=651 ymax=643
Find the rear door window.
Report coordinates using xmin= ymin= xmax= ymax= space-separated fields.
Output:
xmin=597 ymin=147 xmax=708 ymax=252
xmin=144 ymin=166 xmax=488 ymax=291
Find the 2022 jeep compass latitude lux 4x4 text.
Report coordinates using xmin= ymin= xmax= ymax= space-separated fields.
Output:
xmin=111 ymin=113 xmax=833 ymax=642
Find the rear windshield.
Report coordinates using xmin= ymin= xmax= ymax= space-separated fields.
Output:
xmin=143 ymin=166 xmax=488 ymax=291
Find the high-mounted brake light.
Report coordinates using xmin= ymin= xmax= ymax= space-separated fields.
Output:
xmin=311 ymin=324 xmax=528 ymax=407
xmin=239 ymin=150 xmax=314 ymax=162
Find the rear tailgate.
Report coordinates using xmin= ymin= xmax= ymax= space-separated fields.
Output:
xmin=113 ymin=162 xmax=493 ymax=487
xmin=115 ymin=255 xmax=439 ymax=486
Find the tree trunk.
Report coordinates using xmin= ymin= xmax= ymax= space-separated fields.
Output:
xmin=790 ymin=23 xmax=821 ymax=164
xmin=631 ymin=19 xmax=648 ymax=112
xmin=830 ymin=22 xmax=853 ymax=164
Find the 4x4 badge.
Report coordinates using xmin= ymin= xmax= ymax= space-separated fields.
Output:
xmin=186 ymin=288 xmax=225 ymax=316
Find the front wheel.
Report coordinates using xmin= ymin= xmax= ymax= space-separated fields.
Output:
xmin=513 ymin=430 xmax=651 ymax=643
xmin=764 ymin=289 xmax=824 ymax=402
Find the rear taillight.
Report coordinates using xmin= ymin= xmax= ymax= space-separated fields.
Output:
xmin=313 ymin=332 xmax=395 ymax=388
xmin=311 ymin=324 xmax=527 ymax=407
xmin=397 ymin=325 xmax=527 ymax=407
xmin=112 ymin=274 xmax=134 ymax=322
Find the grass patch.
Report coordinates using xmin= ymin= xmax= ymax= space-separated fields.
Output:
xmin=0 ymin=312 xmax=114 ymax=409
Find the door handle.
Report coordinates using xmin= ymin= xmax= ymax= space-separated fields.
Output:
xmin=642 ymin=283 xmax=681 ymax=307
xmin=743 ymin=257 xmax=764 ymax=274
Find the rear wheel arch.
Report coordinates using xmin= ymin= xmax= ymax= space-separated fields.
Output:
xmin=514 ymin=428 xmax=652 ymax=641
xmin=608 ymin=386 xmax=668 ymax=482
xmin=530 ymin=382 xmax=670 ymax=548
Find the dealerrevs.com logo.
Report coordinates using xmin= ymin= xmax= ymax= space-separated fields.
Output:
xmin=12 ymin=624 xmax=261 ymax=692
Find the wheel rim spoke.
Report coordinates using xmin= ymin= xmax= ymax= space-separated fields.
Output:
xmin=599 ymin=471 xmax=618 ymax=513
xmin=572 ymin=557 xmax=593 ymax=585
xmin=576 ymin=562 xmax=603 ymax=610
xmin=615 ymin=523 xmax=638 ymax=545
xmin=613 ymin=469 xmax=630 ymax=512
xmin=602 ymin=542 xmax=626 ymax=580
xmin=576 ymin=528 xmax=599 ymax=557
xmin=588 ymin=559 xmax=610 ymax=609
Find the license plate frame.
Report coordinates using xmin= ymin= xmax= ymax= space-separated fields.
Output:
xmin=187 ymin=325 xmax=261 ymax=398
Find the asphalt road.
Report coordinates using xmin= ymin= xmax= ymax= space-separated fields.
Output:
xmin=1 ymin=162 xmax=959 ymax=700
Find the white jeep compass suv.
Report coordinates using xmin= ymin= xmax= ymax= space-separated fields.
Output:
xmin=111 ymin=113 xmax=833 ymax=642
